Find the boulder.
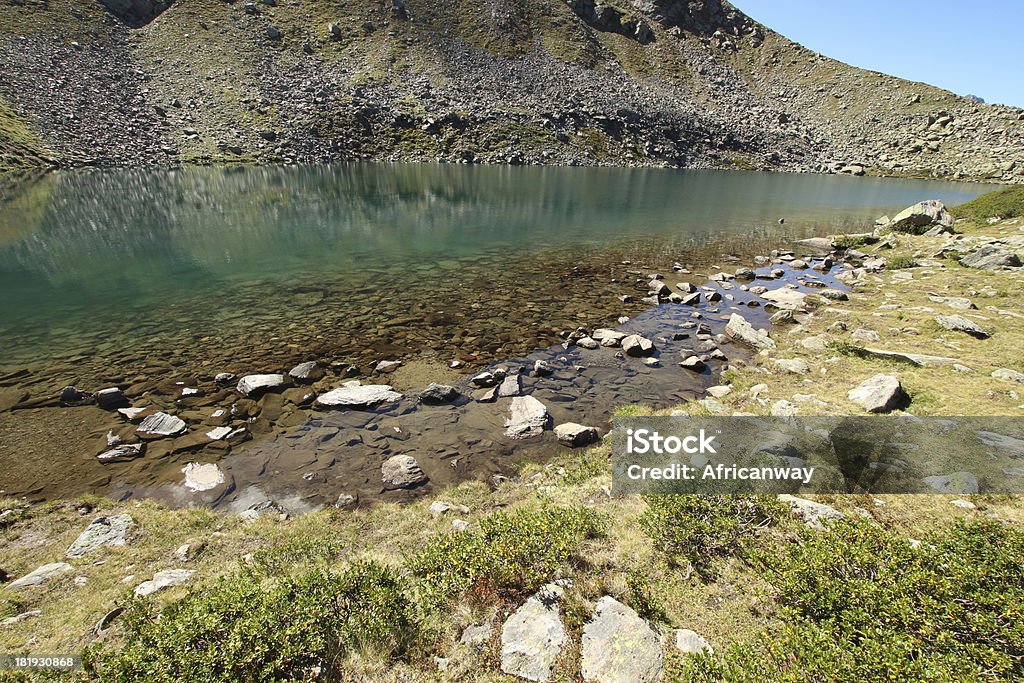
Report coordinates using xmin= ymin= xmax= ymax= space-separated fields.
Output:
xmin=819 ymin=289 xmax=848 ymax=301
xmin=680 ymin=356 xmax=706 ymax=372
xmin=95 ymin=387 xmax=128 ymax=408
xmin=621 ymin=335 xmax=655 ymax=357
xmin=498 ymin=373 xmax=522 ymax=398
xmin=847 ymin=374 xmax=907 ymax=413
xmin=288 ymin=361 xmax=323 ymax=383
xmin=592 ymin=329 xmax=627 ymax=347
xmin=534 ymin=360 xmax=554 ymax=376
xmin=375 ymin=360 xmax=403 ymax=374
xmin=725 ymin=314 xmax=775 ymax=349
xmin=935 ymin=315 xmax=990 ymax=339
xmin=134 ymin=569 xmax=195 ymax=597
xmin=419 ymin=383 xmax=460 ymax=404
xmin=675 ymin=629 xmax=714 ymax=655
xmin=778 ymin=494 xmax=844 ymax=530
xmin=760 ymin=288 xmax=807 ymax=311
xmin=581 ymin=596 xmax=663 ymax=683
xmin=500 ymin=584 xmax=566 ymax=682
xmin=7 ymin=562 xmax=74 ymax=590
xmin=775 ymin=359 xmax=810 ymax=375
xmin=504 ymin=396 xmax=549 ymax=439
xmin=887 ymin=200 xmax=954 ymax=234
xmin=554 ymin=423 xmax=599 ymax=447
xmin=382 ymin=455 xmax=427 ymax=488
xmin=236 ymin=374 xmax=287 ymax=397
xmin=97 ymin=443 xmax=146 ymax=463
xmin=959 ymin=245 xmax=1022 ymax=270
xmin=67 ymin=515 xmax=135 ymax=558
xmin=315 ymin=384 xmax=402 ymax=409
xmin=136 ymin=412 xmax=187 ymax=439
xmin=923 ymin=472 xmax=979 ymax=494
xmin=992 ymin=368 xmax=1024 ymax=384
xmin=576 ymin=337 xmax=600 ymax=350
xmin=648 ymin=279 xmax=671 ymax=296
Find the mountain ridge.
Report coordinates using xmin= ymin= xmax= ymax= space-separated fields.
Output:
xmin=0 ymin=0 xmax=1021 ymax=183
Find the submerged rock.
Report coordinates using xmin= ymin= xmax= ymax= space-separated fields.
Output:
xmin=501 ymin=584 xmax=566 ymax=682
xmin=381 ymin=455 xmax=427 ymax=488
xmin=136 ymin=412 xmax=187 ymax=439
xmin=288 ymin=361 xmax=323 ymax=383
xmin=504 ymin=396 xmax=550 ymax=439
xmin=95 ymin=387 xmax=128 ymax=408
xmin=581 ymin=596 xmax=663 ymax=683
xmin=97 ymin=443 xmax=146 ymax=463
xmin=236 ymin=374 xmax=287 ymax=397
xmin=315 ymin=384 xmax=402 ymax=409
xmin=419 ymin=383 xmax=460 ymax=404
xmin=181 ymin=462 xmax=225 ymax=492
xmin=67 ymin=515 xmax=135 ymax=558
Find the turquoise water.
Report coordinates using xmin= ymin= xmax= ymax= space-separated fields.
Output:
xmin=0 ymin=163 xmax=992 ymax=370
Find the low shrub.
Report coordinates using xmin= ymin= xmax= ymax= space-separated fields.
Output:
xmin=90 ymin=561 xmax=417 ymax=683
xmin=885 ymin=255 xmax=918 ymax=269
xmin=407 ymin=505 xmax=605 ymax=606
xmin=640 ymin=495 xmax=779 ymax=574
xmin=677 ymin=519 xmax=1024 ymax=681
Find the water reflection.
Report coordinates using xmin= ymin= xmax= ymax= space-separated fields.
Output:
xmin=0 ymin=162 xmax=992 ymax=341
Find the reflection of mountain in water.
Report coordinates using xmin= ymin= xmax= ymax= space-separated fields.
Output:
xmin=0 ymin=163 xmax=990 ymax=326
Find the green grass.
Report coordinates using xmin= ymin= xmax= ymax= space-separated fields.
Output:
xmin=952 ymin=186 xmax=1024 ymax=222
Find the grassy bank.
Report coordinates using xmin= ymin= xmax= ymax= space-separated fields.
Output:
xmin=2 ymin=191 xmax=1023 ymax=682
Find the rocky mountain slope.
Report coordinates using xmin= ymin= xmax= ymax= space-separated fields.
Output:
xmin=1 ymin=0 xmax=1022 ymax=181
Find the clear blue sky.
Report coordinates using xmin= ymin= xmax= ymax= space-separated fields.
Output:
xmin=734 ymin=1 xmax=1024 ymax=108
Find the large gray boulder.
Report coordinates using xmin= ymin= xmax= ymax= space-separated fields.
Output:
xmin=725 ymin=314 xmax=776 ymax=349
xmin=887 ymin=200 xmax=954 ymax=234
xmin=935 ymin=315 xmax=991 ymax=339
xmin=500 ymin=584 xmax=566 ymax=682
xmin=7 ymin=563 xmax=73 ymax=590
xmin=847 ymin=374 xmax=907 ymax=413
xmin=959 ymin=245 xmax=1022 ymax=270
xmin=621 ymin=335 xmax=656 ymax=357
xmin=381 ymin=455 xmax=427 ymax=488
xmin=554 ymin=423 xmax=599 ymax=448
xmin=504 ymin=396 xmax=549 ymax=439
xmin=581 ymin=596 xmax=664 ymax=683
xmin=66 ymin=515 xmax=135 ymax=558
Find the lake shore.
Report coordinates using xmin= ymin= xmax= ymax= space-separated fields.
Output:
xmin=2 ymin=190 xmax=1022 ymax=680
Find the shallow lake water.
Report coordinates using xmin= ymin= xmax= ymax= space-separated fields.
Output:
xmin=0 ymin=164 xmax=995 ymax=507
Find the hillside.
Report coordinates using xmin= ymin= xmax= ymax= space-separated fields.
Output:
xmin=0 ymin=0 xmax=1022 ymax=181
